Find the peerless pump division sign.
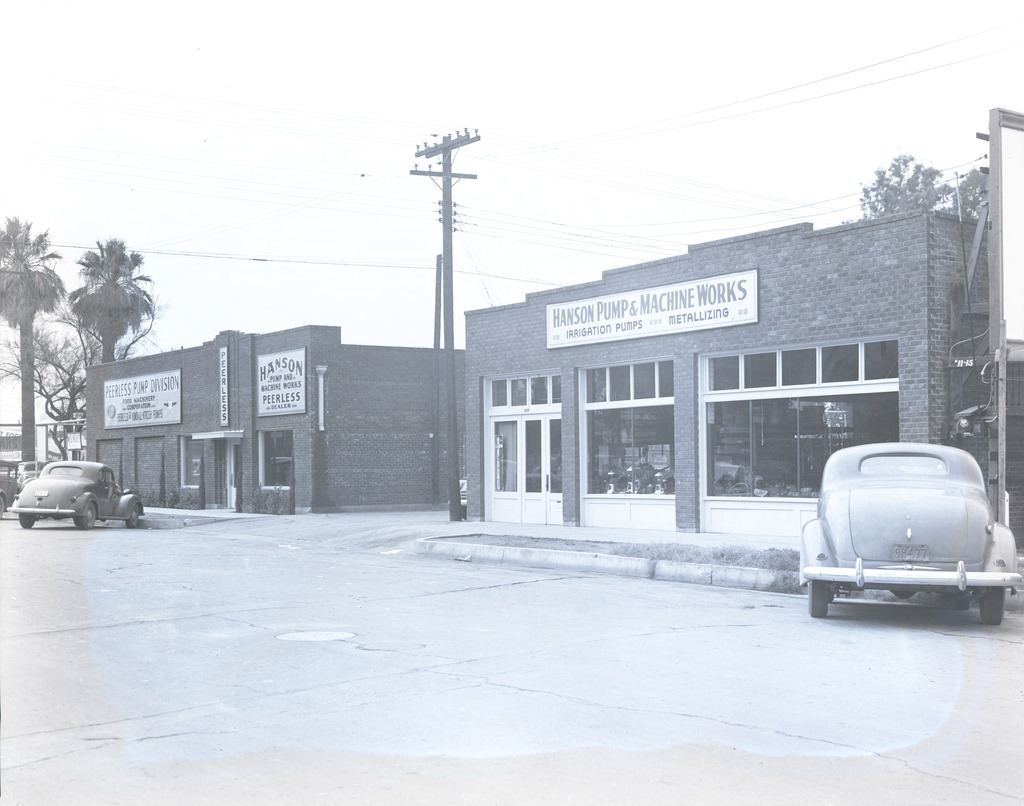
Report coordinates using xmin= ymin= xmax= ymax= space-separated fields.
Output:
xmin=547 ymin=269 xmax=758 ymax=348
xmin=258 ymin=348 xmax=307 ymax=416
xmin=104 ymin=370 xmax=182 ymax=428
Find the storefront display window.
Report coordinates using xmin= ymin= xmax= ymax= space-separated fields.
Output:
xmin=261 ymin=430 xmax=293 ymax=487
xmin=585 ymin=361 xmax=674 ymax=495
xmin=707 ymin=392 xmax=898 ymax=497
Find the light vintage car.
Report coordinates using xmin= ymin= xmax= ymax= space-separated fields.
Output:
xmin=11 ymin=461 xmax=144 ymax=530
xmin=800 ymin=442 xmax=1021 ymax=625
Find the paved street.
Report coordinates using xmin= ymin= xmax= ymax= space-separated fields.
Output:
xmin=2 ymin=511 xmax=1023 ymax=804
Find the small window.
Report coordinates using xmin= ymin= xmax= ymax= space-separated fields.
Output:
xmin=782 ymin=348 xmax=816 ymax=386
xmin=510 ymin=378 xmax=528 ymax=406
xmin=658 ymin=361 xmax=674 ymax=397
xmin=491 ymin=379 xmax=508 ymax=407
xmin=587 ymin=368 xmax=607 ymax=403
xmin=634 ymin=363 xmax=656 ymax=399
xmin=711 ymin=356 xmax=739 ymax=391
xmin=551 ymin=375 xmax=562 ymax=404
xmin=609 ymin=365 xmax=631 ymax=401
xmin=864 ymin=340 xmax=898 ymax=380
xmin=744 ymin=353 xmax=777 ymax=388
xmin=822 ymin=344 xmax=858 ymax=383
xmin=530 ymin=376 xmax=548 ymax=405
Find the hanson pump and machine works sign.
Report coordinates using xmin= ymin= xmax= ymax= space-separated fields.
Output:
xmin=547 ymin=269 xmax=758 ymax=349
xmin=104 ymin=370 xmax=182 ymax=428
xmin=258 ymin=348 xmax=307 ymax=416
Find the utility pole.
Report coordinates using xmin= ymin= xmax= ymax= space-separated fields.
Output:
xmin=411 ymin=130 xmax=480 ymax=520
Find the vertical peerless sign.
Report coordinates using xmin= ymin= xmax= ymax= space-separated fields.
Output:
xmin=104 ymin=370 xmax=182 ymax=428
xmin=258 ymin=348 xmax=307 ymax=416
xmin=219 ymin=347 xmax=229 ymax=426
xmin=547 ymin=269 xmax=758 ymax=349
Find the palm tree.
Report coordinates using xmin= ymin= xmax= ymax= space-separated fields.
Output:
xmin=69 ymin=239 xmax=154 ymax=364
xmin=0 ymin=218 xmax=65 ymax=461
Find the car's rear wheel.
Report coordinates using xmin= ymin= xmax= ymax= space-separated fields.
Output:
xmin=979 ymin=587 xmax=1005 ymax=626
xmin=74 ymin=502 xmax=97 ymax=530
xmin=125 ymin=505 xmax=141 ymax=529
xmin=18 ymin=514 xmax=36 ymax=529
xmin=808 ymin=580 xmax=831 ymax=618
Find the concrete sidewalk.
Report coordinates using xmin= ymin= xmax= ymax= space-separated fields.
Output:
xmin=131 ymin=508 xmax=1023 ymax=611
xmin=139 ymin=505 xmax=794 ymax=550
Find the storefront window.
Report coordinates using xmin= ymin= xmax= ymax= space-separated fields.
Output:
xmin=180 ymin=437 xmax=202 ymax=487
xmin=585 ymin=361 xmax=675 ymax=495
xmin=261 ymin=430 xmax=293 ymax=487
xmin=707 ymin=392 xmax=898 ymax=497
xmin=588 ymin=407 xmax=675 ymax=494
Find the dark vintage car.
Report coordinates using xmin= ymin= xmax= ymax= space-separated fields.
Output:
xmin=800 ymin=443 xmax=1021 ymax=625
xmin=0 ymin=459 xmax=17 ymax=516
xmin=11 ymin=461 xmax=144 ymax=530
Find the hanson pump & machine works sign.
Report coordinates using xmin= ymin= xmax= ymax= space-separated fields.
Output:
xmin=258 ymin=348 xmax=307 ymax=416
xmin=547 ymin=269 xmax=758 ymax=349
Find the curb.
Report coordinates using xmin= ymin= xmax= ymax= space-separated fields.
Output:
xmin=139 ymin=514 xmax=258 ymax=530
xmin=413 ymin=536 xmax=800 ymax=593
xmin=414 ymin=537 xmax=1022 ymax=608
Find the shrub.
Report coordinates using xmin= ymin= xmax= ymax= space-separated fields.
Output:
xmin=252 ymin=486 xmax=290 ymax=515
xmin=164 ymin=488 xmax=202 ymax=509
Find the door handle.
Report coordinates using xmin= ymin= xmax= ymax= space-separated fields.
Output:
xmin=545 ymin=474 xmax=549 ymax=492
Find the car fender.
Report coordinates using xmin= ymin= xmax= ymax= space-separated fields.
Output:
xmin=76 ymin=492 xmax=99 ymax=515
xmin=800 ymin=518 xmax=838 ymax=586
xmin=983 ymin=522 xmax=1019 ymax=576
xmin=114 ymin=495 xmax=143 ymax=520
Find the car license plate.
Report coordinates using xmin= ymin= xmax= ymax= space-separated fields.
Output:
xmin=893 ymin=544 xmax=929 ymax=562
xmin=35 ymin=490 xmax=49 ymax=498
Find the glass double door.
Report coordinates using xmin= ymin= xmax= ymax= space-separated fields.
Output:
xmin=491 ymin=414 xmax=562 ymax=524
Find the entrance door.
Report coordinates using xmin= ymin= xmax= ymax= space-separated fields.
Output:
xmin=490 ymin=415 xmax=562 ymax=524
xmin=522 ymin=416 xmax=562 ymax=524
xmin=211 ymin=441 xmax=238 ymax=510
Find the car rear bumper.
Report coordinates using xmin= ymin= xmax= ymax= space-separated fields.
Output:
xmin=803 ymin=558 xmax=1022 ymax=591
xmin=10 ymin=506 xmax=77 ymax=518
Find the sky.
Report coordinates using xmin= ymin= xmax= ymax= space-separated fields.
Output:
xmin=2 ymin=1 xmax=1023 ymax=423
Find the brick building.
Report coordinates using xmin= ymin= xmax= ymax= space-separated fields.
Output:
xmin=464 ymin=213 xmax=1023 ymax=538
xmin=86 ymin=326 xmax=464 ymax=513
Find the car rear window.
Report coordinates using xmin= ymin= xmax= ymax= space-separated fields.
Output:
xmin=859 ymin=455 xmax=948 ymax=476
xmin=47 ymin=466 xmax=86 ymax=478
